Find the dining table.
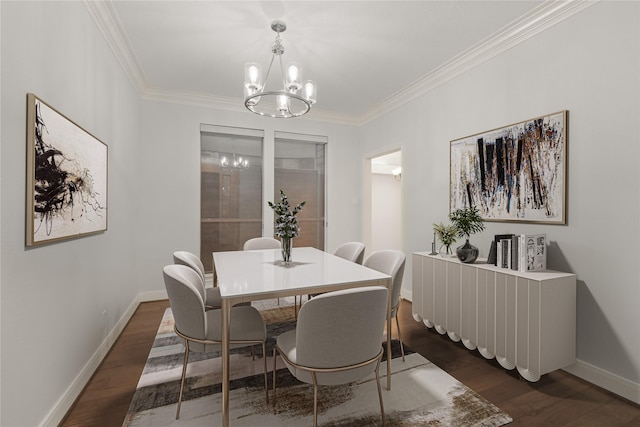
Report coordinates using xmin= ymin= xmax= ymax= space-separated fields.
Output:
xmin=213 ymin=246 xmax=393 ymax=427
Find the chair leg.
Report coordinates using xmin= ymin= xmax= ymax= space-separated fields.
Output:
xmin=375 ymin=357 xmax=386 ymax=426
xmin=272 ymin=347 xmax=278 ymax=407
xmin=311 ymin=372 xmax=319 ymax=427
xmin=262 ymin=342 xmax=268 ymax=404
xmin=251 ymin=346 xmax=256 ymax=361
xmin=176 ymin=343 xmax=190 ymax=420
xmin=395 ymin=315 xmax=405 ymax=361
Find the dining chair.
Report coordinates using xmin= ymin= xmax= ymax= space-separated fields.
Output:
xmin=162 ymin=264 xmax=268 ymax=419
xmin=173 ymin=251 xmax=221 ymax=310
xmin=243 ymin=237 xmax=294 ymax=309
xmin=363 ymin=250 xmax=407 ymax=361
xmin=308 ymin=241 xmax=367 ymax=300
xmin=272 ymin=286 xmax=389 ymax=427
xmin=333 ymin=241 xmax=366 ymax=264
xmin=243 ymin=237 xmax=281 ymax=250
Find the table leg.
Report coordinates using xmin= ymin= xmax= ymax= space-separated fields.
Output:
xmin=221 ymin=299 xmax=231 ymax=427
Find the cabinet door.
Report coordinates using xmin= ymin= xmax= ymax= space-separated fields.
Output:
xmin=477 ymin=269 xmax=495 ymax=359
xmin=433 ymin=257 xmax=447 ymax=334
xmin=516 ymin=277 xmax=541 ymax=381
xmin=411 ymin=254 xmax=424 ymax=321
xmin=421 ymin=255 xmax=436 ymax=328
xmin=495 ymin=272 xmax=516 ymax=370
xmin=446 ymin=261 xmax=461 ymax=342
xmin=460 ymin=263 xmax=477 ymax=350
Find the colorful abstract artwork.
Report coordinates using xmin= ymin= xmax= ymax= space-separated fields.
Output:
xmin=450 ymin=111 xmax=567 ymax=224
xmin=26 ymin=93 xmax=108 ymax=246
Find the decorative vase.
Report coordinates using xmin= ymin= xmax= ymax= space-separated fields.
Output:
xmin=456 ymin=239 xmax=479 ymax=263
xmin=439 ymin=244 xmax=454 ymax=257
xmin=281 ymin=237 xmax=293 ymax=264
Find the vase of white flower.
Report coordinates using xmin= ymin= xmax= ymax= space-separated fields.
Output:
xmin=268 ymin=190 xmax=306 ymax=265
xmin=281 ymin=236 xmax=293 ymax=263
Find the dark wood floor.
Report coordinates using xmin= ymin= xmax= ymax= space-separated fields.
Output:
xmin=61 ymin=299 xmax=640 ymax=426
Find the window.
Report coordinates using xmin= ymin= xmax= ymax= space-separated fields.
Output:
xmin=200 ymin=127 xmax=326 ymax=272
xmin=274 ymin=132 xmax=326 ymax=250
xmin=200 ymin=126 xmax=263 ymax=272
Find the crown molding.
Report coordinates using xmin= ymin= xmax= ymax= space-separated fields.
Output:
xmin=86 ymin=0 xmax=597 ymax=127
xmin=357 ymin=0 xmax=598 ymax=126
xmin=141 ymin=86 xmax=361 ymax=126
xmin=82 ymin=0 xmax=149 ymax=95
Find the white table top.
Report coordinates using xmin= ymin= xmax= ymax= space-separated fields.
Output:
xmin=213 ymin=246 xmax=391 ymax=301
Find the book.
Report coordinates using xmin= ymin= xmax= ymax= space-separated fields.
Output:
xmin=518 ymin=233 xmax=547 ymax=272
xmin=492 ymin=234 xmax=514 ymax=266
xmin=487 ymin=241 xmax=497 ymax=265
xmin=495 ymin=236 xmax=512 ymax=269
xmin=511 ymin=235 xmax=519 ymax=270
xmin=499 ymin=237 xmax=511 ymax=269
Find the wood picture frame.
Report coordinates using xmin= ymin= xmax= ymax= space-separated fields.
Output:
xmin=26 ymin=93 xmax=108 ymax=246
xmin=450 ymin=110 xmax=567 ymax=224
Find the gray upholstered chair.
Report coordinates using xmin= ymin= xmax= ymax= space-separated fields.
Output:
xmin=162 ymin=264 xmax=268 ymax=419
xmin=308 ymin=242 xmax=367 ymax=300
xmin=243 ymin=237 xmax=289 ymax=307
xmin=363 ymin=250 xmax=407 ymax=361
xmin=273 ymin=286 xmax=388 ymax=427
xmin=333 ymin=241 xmax=366 ymax=264
xmin=173 ymin=251 xmax=221 ymax=310
xmin=243 ymin=237 xmax=281 ymax=250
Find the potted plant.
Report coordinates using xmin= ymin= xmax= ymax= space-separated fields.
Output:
xmin=268 ymin=190 xmax=306 ymax=264
xmin=449 ymin=206 xmax=485 ymax=263
xmin=433 ymin=222 xmax=458 ymax=256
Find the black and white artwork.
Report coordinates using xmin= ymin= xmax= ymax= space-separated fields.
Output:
xmin=450 ymin=111 xmax=567 ymax=224
xmin=26 ymin=93 xmax=108 ymax=246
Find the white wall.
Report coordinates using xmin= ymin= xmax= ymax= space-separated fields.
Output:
xmin=1 ymin=2 xmax=142 ymax=426
xmin=135 ymin=100 xmax=363 ymax=293
xmin=360 ymin=1 xmax=640 ymax=401
xmin=371 ymin=173 xmax=402 ymax=252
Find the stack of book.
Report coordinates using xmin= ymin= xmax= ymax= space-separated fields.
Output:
xmin=487 ymin=233 xmax=547 ymax=272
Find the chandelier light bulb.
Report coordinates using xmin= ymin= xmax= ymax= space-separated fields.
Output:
xmin=286 ymin=62 xmax=302 ymax=92
xmin=303 ymin=80 xmax=317 ymax=104
xmin=277 ymin=94 xmax=289 ymax=114
xmin=244 ymin=62 xmax=263 ymax=90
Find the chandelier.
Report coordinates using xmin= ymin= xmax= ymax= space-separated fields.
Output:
xmin=244 ymin=20 xmax=317 ymax=118
xmin=220 ymin=153 xmax=249 ymax=170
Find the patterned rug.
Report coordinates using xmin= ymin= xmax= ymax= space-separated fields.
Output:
xmin=123 ymin=299 xmax=512 ymax=426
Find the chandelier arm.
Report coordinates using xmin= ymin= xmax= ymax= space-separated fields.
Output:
xmin=260 ymin=53 xmax=277 ymax=94
xmin=278 ymin=54 xmax=287 ymax=90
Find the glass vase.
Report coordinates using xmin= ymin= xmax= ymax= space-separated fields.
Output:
xmin=456 ymin=239 xmax=479 ymax=263
xmin=439 ymin=244 xmax=454 ymax=257
xmin=281 ymin=237 xmax=293 ymax=264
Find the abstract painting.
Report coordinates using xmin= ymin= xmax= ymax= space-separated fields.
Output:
xmin=26 ymin=93 xmax=108 ymax=246
xmin=450 ymin=111 xmax=567 ymax=224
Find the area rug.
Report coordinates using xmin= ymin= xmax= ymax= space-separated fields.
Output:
xmin=123 ymin=299 xmax=512 ymax=426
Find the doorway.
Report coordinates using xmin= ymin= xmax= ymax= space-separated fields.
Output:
xmin=364 ymin=149 xmax=402 ymax=255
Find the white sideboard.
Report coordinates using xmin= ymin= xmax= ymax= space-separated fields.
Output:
xmin=412 ymin=252 xmax=576 ymax=381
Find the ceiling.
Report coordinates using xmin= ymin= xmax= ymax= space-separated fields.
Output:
xmin=93 ymin=1 xmax=574 ymax=124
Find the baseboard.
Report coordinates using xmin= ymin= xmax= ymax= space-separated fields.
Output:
xmin=401 ymin=288 xmax=412 ymax=302
xmin=39 ymin=293 xmax=144 ymax=427
xmin=138 ymin=289 xmax=168 ymax=302
xmin=563 ymin=359 xmax=640 ymax=405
